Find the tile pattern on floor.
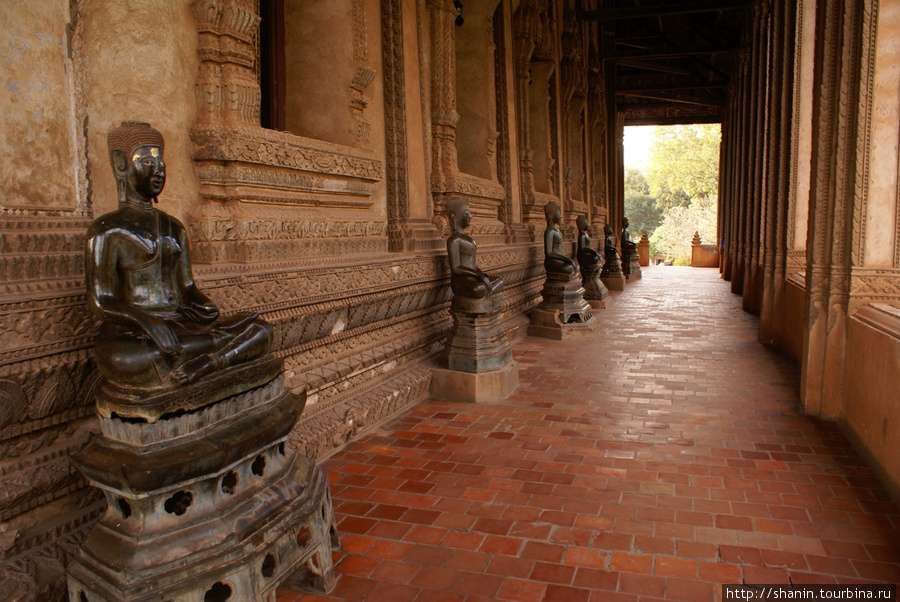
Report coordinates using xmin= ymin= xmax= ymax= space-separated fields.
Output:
xmin=278 ymin=265 xmax=900 ymax=602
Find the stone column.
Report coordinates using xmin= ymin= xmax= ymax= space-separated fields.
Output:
xmin=742 ymin=0 xmax=771 ymax=314
xmin=759 ymin=0 xmax=797 ymax=346
xmin=720 ymin=106 xmax=735 ymax=280
xmin=730 ymin=44 xmax=751 ymax=295
xmin=802 ymin=0 xmax=874 ymax=419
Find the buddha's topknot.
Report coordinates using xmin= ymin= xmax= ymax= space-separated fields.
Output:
xmin=107 ymin=121 xmax=164 ymax=170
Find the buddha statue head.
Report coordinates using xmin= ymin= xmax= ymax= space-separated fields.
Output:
xmin=544 ymin=201 xmax=561 ymax=226
xmin=576 ymin=214 xmax=590 ymax=235
xmin=107 ymin=121 xmax=166 ymax=205
xmin=446 ymin=198 xmax=471 ymax=233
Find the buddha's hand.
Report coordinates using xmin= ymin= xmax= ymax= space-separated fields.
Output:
xmin=141 ymin=316 xmax=182 ymax=356
xmin=180 ymin=300 xmax=220 ymax=325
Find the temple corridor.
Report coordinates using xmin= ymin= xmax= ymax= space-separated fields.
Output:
xmin=278 ymin=266 xmax=900 ymax=602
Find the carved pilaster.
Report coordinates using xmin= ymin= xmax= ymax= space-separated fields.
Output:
xmin=192 ymin=0 xmax=262 ymax=127
xmin=802 ymin=0 xmax=873 ymax=419
xmin=382 ymin=0 xmax=441 ymax=252
xmin=428 ymin=0 xmax=460 ymax=191
xmin=514 ymin=40 xmax=537 ymax=212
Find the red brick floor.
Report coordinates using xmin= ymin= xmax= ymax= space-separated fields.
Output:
xmin=278 ymin=266 xmax=900 ymax=602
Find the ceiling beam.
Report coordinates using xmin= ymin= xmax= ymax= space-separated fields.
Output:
xmin=618 ymin=90 xmax=726 ymax=108
xmin=581 ymin=0 xmax=750 ymax=21
xmin=606 ymin=46 xmax=736 ymax=61
xmin=616 ymin=79 xmax=729 ymax=92
xmin=617 ymin=60 xmax=692 ymax=76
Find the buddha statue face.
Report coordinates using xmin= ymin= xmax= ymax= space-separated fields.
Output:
xmin=119 ymin=145 xmax=166 ymax=203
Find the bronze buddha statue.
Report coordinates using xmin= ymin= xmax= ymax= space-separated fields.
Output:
xmin=543 ymin=201 xmax=578 ymax=276
xmin=85 ymin=121 xmax=272 ymax=389
xmin=621 ymin=216 xmax=638 ymax=255
xmin=576 ymin=214 xmax=602 ymax=269
xmin=446 ymin=198 xmax=503 ymax=299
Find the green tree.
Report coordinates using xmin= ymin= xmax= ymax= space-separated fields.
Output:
xmin=623 ymin=167 xmax=663 ymax=237
xmin=645 ymin=124 xmax=720 ymax=211
xmin=642 ymin=124 xmax=720 ymax=261
xmin=649 ymin=195 xmax=718 ymax=263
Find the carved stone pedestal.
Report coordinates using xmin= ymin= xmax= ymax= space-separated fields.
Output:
xmin=601 ymin=254 xmax=626 ymax=291
xmin=623 ymin=251 xmax=642 ymax=280
xmin=580 ymin=263 xmax=609 ymax=309
xmin=431 ymin=294 xmax=518 ymax=403
xmin=66 ymin=357 xmax=338 ymax=602
xmin=528 ymin=272 xmax=597 ymax=340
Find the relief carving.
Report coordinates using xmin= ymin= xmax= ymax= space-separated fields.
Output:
xmin=192 ymin=128 xmax=383 ymax=181
xmin=350 ymin=0 xmax=375 ymax=147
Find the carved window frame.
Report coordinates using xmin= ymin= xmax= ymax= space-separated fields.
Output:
xmin=191 ymin=0 xmax=384 ymax=210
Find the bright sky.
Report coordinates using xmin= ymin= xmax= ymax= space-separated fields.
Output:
xmin=623 ymin=125 xmax=657 ymax=169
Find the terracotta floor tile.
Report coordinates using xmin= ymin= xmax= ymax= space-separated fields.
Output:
xmin=277 ymin=267 xmax=900 ymax=601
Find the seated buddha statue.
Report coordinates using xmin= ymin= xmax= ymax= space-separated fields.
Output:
xmin=446 ymin=198 xmax=503 ymax=299
xmin=576 ymin=214 xmax=602 ymax=270
xmin=543 ymin=201 xmax=578 ymax=276
xmin=84 ymin=121 xmax=273 ymax=389
xmin=604 ymin=223 xmax=620 ymax=260
xmin=621 ymin=216 xmax=638 ymax=256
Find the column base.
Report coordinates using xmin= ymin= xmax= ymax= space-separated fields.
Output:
xmin=431 ymin=361 xmax=519 ymax=403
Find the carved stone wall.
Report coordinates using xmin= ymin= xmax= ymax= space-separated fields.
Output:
xmin=2 ymin=0 xmax=615 ymax=597
xmin=0 ymin=2 xmax=105 ymax=597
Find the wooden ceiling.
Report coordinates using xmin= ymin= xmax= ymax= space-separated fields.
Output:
xmin=580 ymin=0 xmax=751 ymax=125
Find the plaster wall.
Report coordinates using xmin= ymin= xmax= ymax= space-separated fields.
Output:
xmin=79 ymin=0 xmax=200 ymax=222
xmin=843 ymin=305 xmax=900 ymax=495
xmin=864 ymin=1 xmax=900 ymax=267
xmin=0 ymin=1 xmax=80 ymax=212
xmin=455 ymin=2 xmax=496 ymax=181
xmin=283 ymin=0 xmax=357 ymax=148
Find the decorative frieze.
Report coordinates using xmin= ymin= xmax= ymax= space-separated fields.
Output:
xmin=192 ymin=126 xmax=384 ymax=207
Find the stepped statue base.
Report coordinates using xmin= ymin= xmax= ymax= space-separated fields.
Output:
xmin=621 ymin=217 xmax=642 ymax=280
xmin=431 ymin=360 xmax=519 ymax=403
xmin=67 ymin=362 xmax=339 ymax=602
xmin=528 ymin=271 xmax=598 ymax=340
xmin=601 ymin=273 xmax=626 ymax=291
xmin=432 ymin=293 xmax=519 ymax=403
xmin=575 ymin=215 xmax=608 ymax=310
xmin=580 ymin=264 xmax=609 ymax=309
xmin=586 ymin=298 xmax=607 ymax=310
xmin=623 ymin=252 xmax=642 ymax=280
